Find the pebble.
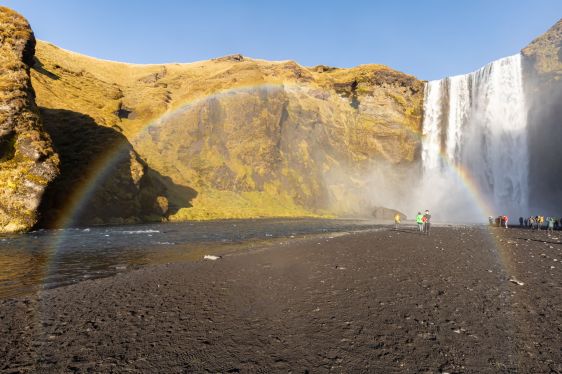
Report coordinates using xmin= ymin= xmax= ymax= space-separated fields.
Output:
xmin=509 ymin=278 xmax=525 ymax=286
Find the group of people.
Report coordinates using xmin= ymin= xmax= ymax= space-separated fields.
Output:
xmin=416 ymin=210 xmax=432 ymax=235
xmin=488 ymin=214 xmax=561 ymax=235
xmin=522 ymin=216 xmax=559 ymax=234
xmin=394 ymin=210 xmax=431 ymax=235
xmin=393 ymin=210 xmax=432 ymax=235
xmin=489 ymin=215 xmax=509 ymax=228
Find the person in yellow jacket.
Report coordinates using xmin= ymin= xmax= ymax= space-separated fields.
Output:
xmin=394 ymin=213 xmax=401 ymax=230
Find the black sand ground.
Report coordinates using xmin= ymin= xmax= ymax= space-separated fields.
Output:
xmin=1 ymin=226 xmax=561 ymax=373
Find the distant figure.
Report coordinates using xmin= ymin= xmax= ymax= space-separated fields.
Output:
xmin=394 ymin=213 xmax=401 ymax=230
xmin=519 ymin=217 xmax=524 ymax=227
xmin=416 ymin=212 xmax=424 ymax=232
xmin=488 ymin=216 xmax=494 ymax=226
xmin=503 ymin=215 xmax=508 ymax=229
xmin=547 ymin=217 xmax=555 ymax=235
xmin=423 ymin=210 xmax=431 ymax=236
xmin=524 ymin=218 xmax=528 ymax=227
xmin=538 ymin=216 xmax=544 ymax=231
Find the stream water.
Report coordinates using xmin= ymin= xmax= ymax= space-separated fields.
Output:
xmin=0 ymin=218 xmax=382 ymax=299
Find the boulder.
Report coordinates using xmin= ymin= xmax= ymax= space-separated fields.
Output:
xmin=0 ymin=7 xmax=58 ymax=232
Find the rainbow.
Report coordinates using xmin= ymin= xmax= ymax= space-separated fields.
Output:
xmin=50 ymin=81 xmax=427 ymax=229
xmin=435 ymin=151 xmax=495 ymax=220
xmin=46 ymin=80 xmax=496 ymax=259
xmin=38 ymin=81 xmax=514 ymax=297
xmin=52 ymin=83 xmax=291 ymax=229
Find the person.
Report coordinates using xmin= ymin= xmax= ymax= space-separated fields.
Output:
xmin=394 ymin=213 xmax=401 ymax=230
xmin=423 ymin=210 xmax=431 ymax=236
xmin=547 ymin=216 xmax=555 ymax=235
xmin=524 ymin=218 xmax=528 ymax=227
xmin=488 ymin=216 xmax=494 ymax=226
xmin=416 ymin=212 xmax=424 ymax=232
xmin=519 ymin=217 xmax=524 ymax=227
xmin=503 ymin=215 xmax=508 ymax=229
xmin=538 ymin=216 xmax=544 ymax=231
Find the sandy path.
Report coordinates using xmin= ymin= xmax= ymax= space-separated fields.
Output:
xmin=1 ymin=226 xmax=560 ymax=373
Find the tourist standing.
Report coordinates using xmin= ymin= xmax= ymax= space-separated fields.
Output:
xmin=423 ymin=210 xmax=431 ymax=236
xmin=416 ymin=212 xmax=424 ymax=232
xmin=503 ymin=215 xmax=508 ymax=229
xmin=519 ymin=217 xmax=524 ymax=227
xmin=394 ymin=213 xmax=401 ymax=230
xmin=547 ymin=217 xmax=555 ymax=235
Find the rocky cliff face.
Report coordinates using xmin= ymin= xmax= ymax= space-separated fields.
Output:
xmin=30 ymin=42 xmax=424 ymax=224
xmin=0 ymin=7 xmax=58 ymax=232
xmin=522 ymin=18 xmax=562 ymax=214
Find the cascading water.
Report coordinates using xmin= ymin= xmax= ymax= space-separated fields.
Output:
xmin=421 ymin=54 xmax=529 ymax=221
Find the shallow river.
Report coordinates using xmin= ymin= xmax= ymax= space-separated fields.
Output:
xmin=0 ymin=218 xmax=382 ymax=299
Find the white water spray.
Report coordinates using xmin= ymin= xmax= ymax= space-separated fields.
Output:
xmin=421 ymin=54 xmax=529 ymax=221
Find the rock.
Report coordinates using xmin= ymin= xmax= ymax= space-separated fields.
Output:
xmin=212 ymin=54 xmax=244 ymax=62
xmin=0 ymin=7 xmax=59 ymax=233
xmin=372 ymin=207 xmax=407 ymax=221
xmin=203 ymin=255 xmax=221 ymax=261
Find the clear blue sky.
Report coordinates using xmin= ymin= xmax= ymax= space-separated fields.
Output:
xmin=3 ymin=0 xmax=561 ymax=80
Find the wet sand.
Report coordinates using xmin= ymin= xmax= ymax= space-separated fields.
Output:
xmin=1 ymin=226 xmax=561 ymax=373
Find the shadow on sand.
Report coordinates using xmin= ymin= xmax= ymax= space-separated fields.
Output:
xmin=391 ymin=227 xmax=427 ymax=236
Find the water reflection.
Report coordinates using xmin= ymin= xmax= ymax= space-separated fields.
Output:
xmin=0 ymin=218 xmax=381 ymax=298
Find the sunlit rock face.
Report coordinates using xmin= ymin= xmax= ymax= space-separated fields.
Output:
xmin=0 ymin=7 xmax=58 ymax=233
xmin=522 ymin=18 xmax=562 ymax=215
xmin=30 ymin=41 xmax=424 ymax=223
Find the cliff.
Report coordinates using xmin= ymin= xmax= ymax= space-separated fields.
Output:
xmin=30 ymin=41 xmax=424 ymax=225
xmin=522 ymin=18 xmax=562 ymax=214
xmin=0 ymin=7 xmax=58 ymax=233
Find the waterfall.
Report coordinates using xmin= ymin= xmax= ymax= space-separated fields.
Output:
xmin=421 ymin=54 xmax=528 ymax=221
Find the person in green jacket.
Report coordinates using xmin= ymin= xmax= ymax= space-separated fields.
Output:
xmin=416 ymin=212 xmax=423 ymax=232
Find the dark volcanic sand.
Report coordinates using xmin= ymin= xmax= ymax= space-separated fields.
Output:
xmin=1 ymin=226 xmax=561 ymax=373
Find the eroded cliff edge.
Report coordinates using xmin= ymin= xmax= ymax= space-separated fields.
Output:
xmin=522 ymin=18 xmax=562 ymax=213
xmin=0 ymin=7 xmax=58 ymax=233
